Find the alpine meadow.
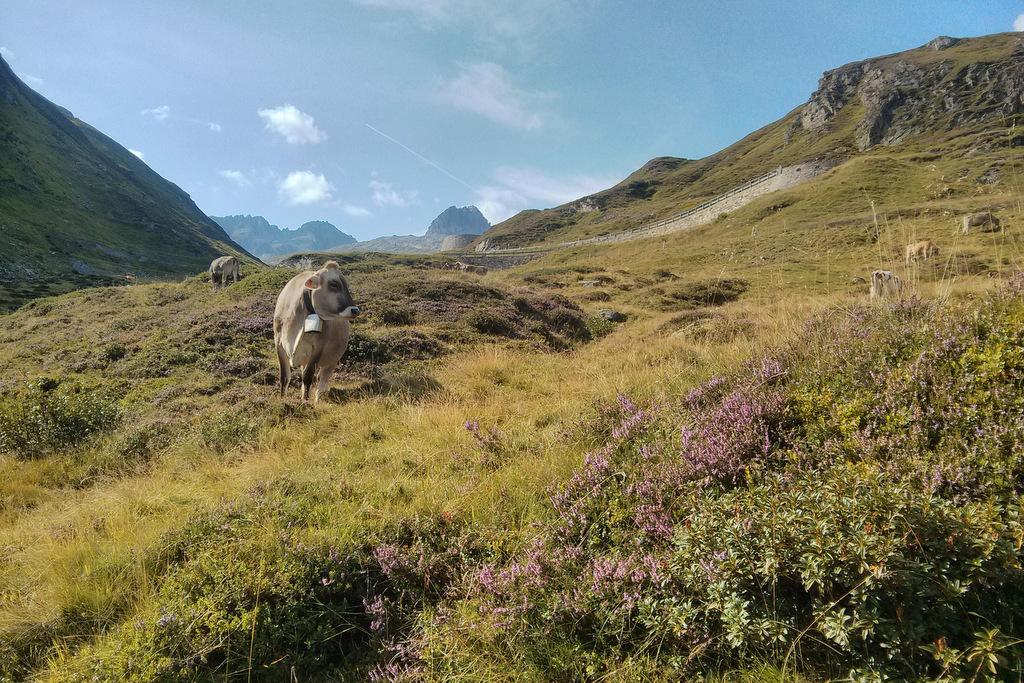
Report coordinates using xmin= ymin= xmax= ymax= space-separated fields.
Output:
xmin=2 ymin=4 xmax=1024 ymax=682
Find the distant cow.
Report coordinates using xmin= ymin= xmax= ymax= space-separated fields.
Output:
xmin=273 ymin=260 xmax=360 ymax=403
xmin=209 ymin=256 xmax=240 ymax=289
xmin=905 ymin=240 xmax=939 ymax=264
xmin=870 ymin=270 xmax=903 ymax=300
xmin=453 ymin=261 xmax=488 ymax=275
xmin=961 ymin=211 xmax=1001 ymax=235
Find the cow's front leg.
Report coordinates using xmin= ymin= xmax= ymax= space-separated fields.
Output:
xmin=301 ymin=364 xmax=317 ymax=401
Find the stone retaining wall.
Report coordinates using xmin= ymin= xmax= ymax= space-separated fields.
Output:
xmin=480 ymin=158 xmax=841 ymax=253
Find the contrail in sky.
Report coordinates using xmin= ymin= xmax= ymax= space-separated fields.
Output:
xmin=365 ymin=123 xmax=476 ymax=192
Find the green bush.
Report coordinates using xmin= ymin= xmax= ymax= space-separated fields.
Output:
xmin=372 ymin=301 xmax=416 ymax=326
xmin=467 ymin=310 xmax=518 ymax=337
xmin=0 ymin=380 xmax=121 ymax=458
xmin=198 ymin=410 xmax=260 ymax=454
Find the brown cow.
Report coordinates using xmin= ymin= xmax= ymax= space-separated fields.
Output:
xmin=209 ymin=256 xmax=240 ymax=290
xmin=273 ymin=261 xmax=360 ymax=403
xmin=454 ymin=261 xmax=488 ymax=275
xmin=961 ymin=212 xmax=1001 ymax=235
xmin=905 ymin=240 xmax=939 ymax=265
xmin=869 ymin=270 xmax=903 ymax=300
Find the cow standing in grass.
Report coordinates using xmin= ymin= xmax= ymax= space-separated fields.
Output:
xmin=209 ymin=256 xmax=240 ymax=290
xmin=905 ymin=240 xmax=939 ymax=265
xmin=273 ymin=260 xmax=360 ymax=403
xmin=454 ymin=261 xmax=489 ymax=275
xmin=870 ymin=270 xmax=903 ymax=300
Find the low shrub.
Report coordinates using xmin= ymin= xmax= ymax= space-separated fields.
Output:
xmin=373 ymin=302 xmax=417 ymax=326
xmin=0 ymin=380 xmax=121 ymax=458
xmin=654 ymin=278 xmax=749 ymax=310
xmin=114 ymin=419 xmax=176 ymax=463
xmin=198 ymin=409 xmax=261 ymax=454
xmin=467 ymin=310 xmax=518 ymax=337
xmin=409 ymin=283 xmax=1024 ymax=679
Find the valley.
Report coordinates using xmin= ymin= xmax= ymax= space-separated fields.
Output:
xmin=0 ymin=25 xmax=1023 ymax=683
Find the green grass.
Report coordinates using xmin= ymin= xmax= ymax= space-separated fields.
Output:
xmin=0 ymin=157 xmax=1019 ymax=678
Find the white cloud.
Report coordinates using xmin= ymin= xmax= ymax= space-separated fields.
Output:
xmin=369 ymin=178 xmax=418 ymax=207
xmin=1014 ymin=13 xmax=1024 ymax=31
xmin=279 ymin=171 xmax=334 ymax=205
xmin=474 ymin=185 xmax=525 ymax=224
xmin=141 ymin=105 xmax=170 ymax=122
xmin=492 ymin=167 xmax=609 ymax=205
xmin=437 ymin=62 xmax=546 ymax=131
xmin=218 ymin=170 xmax=251 ymax=188
xmin=0 ymin=46 xmax=13 ymax=60
xmin=128 ymin=149 xmax=145 ymax=160
xmin=474 ymin=166 xmax=614 ymax=223
xmin=18 ymin=73 xmax=43 ymax=87
xmin=257 ymin=105 xmax=326 ymax=144
xmin=208 ymin=122 xmax=223 ymax=133
xmin=343 ymin=205 xmax=373 ymax=217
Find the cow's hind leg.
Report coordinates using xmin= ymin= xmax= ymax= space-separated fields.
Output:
xmin=277 ymin=345 xmax=291 ymax=397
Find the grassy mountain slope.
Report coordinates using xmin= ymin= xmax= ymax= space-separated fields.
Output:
xmin=0 ymin=56 xmax=252 ymax=311
xmin=478 ymin=32 xmax=1023 ymax=250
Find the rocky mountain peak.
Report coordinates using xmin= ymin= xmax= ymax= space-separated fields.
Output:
xmin=426 ymin=205 xmax=490 ymax=236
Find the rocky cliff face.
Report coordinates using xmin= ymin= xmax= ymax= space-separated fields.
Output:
xmin=426 ymin=205 xmax=490 ymax=236
xmin=800 ymin=34 xmax=1024 ymax=151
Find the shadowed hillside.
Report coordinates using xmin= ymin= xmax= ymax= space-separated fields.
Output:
xmin=0 ymin=56 xmax=253 ymax=311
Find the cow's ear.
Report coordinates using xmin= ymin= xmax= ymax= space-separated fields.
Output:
xmin=304 ymin=274 xmax=320 ymax=290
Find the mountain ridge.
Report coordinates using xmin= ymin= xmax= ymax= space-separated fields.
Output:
xmin=474 ymin=32 xmax=1024 ymax=250
xmin=0 ymin=55 xmax=252 ymax=310
xmin=212 ymin=215 xmax=356 ymax=261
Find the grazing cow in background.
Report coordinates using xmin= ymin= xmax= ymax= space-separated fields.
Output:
xmin=870 ymin=270 xmax=903 ymax=300
xmin=454 ymin=261 xmax=488 ymax=275
xmin=961 ymin=211 xmax=1001 ymax=235
xmin=209 ymin=256 xmax=240 ymax=290
xmin=905 ymin=240 xmax=939 ymax=264
xmin=273 ymin=260 xmax=360 ymax=404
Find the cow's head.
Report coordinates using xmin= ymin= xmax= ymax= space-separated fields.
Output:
xmin=305 ymin=261 xmax=359 ymax=320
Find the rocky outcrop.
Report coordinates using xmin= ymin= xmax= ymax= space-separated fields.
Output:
xmin=800 ymin=35 xmax=1024 ymax=150
xmin=440 ymin=234 xmax=477 ymax=251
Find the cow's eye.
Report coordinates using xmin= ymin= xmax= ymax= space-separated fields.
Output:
xmin=329 ymin=282 xmax=340 ymax=291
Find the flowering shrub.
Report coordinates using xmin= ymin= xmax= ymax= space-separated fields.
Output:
xmin=421 ymin=284 xmax=1024 ymax=680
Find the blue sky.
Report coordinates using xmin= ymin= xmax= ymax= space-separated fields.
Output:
xmin=2 ymin=1 xmax=1023 ymax=240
